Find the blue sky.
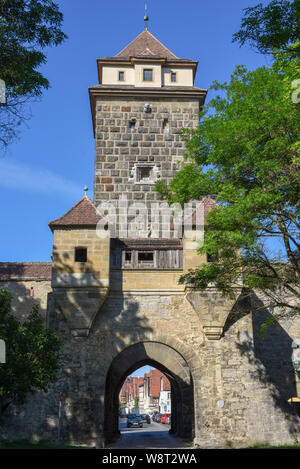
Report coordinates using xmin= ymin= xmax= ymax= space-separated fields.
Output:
xmin=130 ymin=365 xmax=154 ymax=378
xmin=0 ymin=0 xmax=271 ymax=263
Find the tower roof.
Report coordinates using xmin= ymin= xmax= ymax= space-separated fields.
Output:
xmin=115 ymin=30 xmax=178 ymax=60
xmin=49 ymin=196 xmax=104 ymax=231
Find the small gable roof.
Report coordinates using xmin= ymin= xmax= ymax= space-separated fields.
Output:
xmin=49 ymin=197 xmax=104 ymax=231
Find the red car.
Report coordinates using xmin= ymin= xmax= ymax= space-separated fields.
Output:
xmin=161 ymin=413 xmax=171 ymax=424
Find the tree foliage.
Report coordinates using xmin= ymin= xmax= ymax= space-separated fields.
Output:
xmin=232 ymin=0 xmax=299 ymax=56
xmin=0 ymin=0 xmax=67 ymax=150
xmin=156 ymin=54 xmax=300 ymax=316
xmin=0 ymin=289 xmax=62 ymax=413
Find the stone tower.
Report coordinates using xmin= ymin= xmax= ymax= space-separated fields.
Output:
xmin=89 ymin=29 xmax=207 ymax=236
xmin=1 ymin=26 xmax=299 ymax=450
xmin=44 ymin=28 xmax=300 ymax=448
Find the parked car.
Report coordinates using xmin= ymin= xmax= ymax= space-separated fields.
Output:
xmin=161 ymin=413 xmax=171 ymax=424
xmin=154 ymin=413 xmax=163 ymax=423
xmin=127 ymin=415 xmax=143 ymax=428
xmin=140 ymin=414 xmax=151 ymax=424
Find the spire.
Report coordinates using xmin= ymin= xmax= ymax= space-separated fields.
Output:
xmin=144 ymin=3 xmax=149 ymax=31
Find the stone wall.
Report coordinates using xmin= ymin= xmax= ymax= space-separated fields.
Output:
xmin=52 ymin=227 xmax=110 ymax=288
xmin=93 ymin=98 xmax=200 ymax=215
xmin=0 ymin=279 xmax=51 ymax=322
xmin=1 ymin=287 xmax=299 ymax=448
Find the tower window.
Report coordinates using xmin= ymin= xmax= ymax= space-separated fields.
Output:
xmin=138 ymin=252 xmax=154 ymax=266
xmin=75 ymin=247 xmax=87 ymax=263
xmin=139 ymin=166 xmax=151 ymax=181
xmin=171 ymin=72 xmax=177 ymax=83
xmin=207 ymin=253 xmax=218 ymax=263
xmin=163 ymin=118 xmax=169 ymax=135
xmin=129 ymin=118 xmax=136 ymax=132
xmin=124 ymin=251 xmax=132 ymax=264
xmin=143 ymin=69 xmax=153 ymax=82
xmin=118 ymin=71 xmax=125 ymax=81
xmin=129 ymin=163 xmax=160 ymax=184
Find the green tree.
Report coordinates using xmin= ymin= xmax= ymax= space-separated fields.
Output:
xmin=0 ymin=289 xmax=62 ymax=414
xmin=0 ymin=0 xmax=67 ymax=150
xmin=134 ymin=396 xmax=139 ymax=408
xmin=156 ymin=55 xmax=300 ymax=317
xmin=232 ymin=0 xmax=299 ymax=56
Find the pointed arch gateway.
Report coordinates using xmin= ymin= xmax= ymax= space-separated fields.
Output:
xmin=104 ymin=341 xmax=195 ymax=444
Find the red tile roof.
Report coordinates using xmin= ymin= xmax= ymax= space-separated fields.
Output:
xmin=184 ymin=196 xmax=218 ymax=227
xmin=0 ymin=262 xmax=52 ymax=281
xmin=115 ymin=30 xmax=178 ymax=59
xmin=139 ymin=47 xmax=156 ymax=56
xmin=49 ymin=197 xmax=104 ymax=231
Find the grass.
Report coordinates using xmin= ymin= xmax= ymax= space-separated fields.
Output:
xmin=0 ymin=439 xmax=90 ymax=449
xmin=244 ymin=443 xmax=300 ymax=449
xmin=0 ymin=439 xmax=299 ymax=449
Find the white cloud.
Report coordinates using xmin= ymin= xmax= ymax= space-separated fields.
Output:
xmin=0 ymin=159 xmax=82 ymax=198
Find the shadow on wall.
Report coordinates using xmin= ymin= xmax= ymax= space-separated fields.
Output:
xmin=24 ymin=253 xmax=157 ymax=446
xmin=0 ymin=264 xmax=51 ymax=322
xmin=0 ymin=268 xmax=56 ymax=439
xmin=235 ymin=291 xmax=299 ymax=437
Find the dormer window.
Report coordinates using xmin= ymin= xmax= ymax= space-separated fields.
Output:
xmin=118 ymin=71 xmax=125 ymax=81
xmin=143 ymin=69 xmax=153 ymax=82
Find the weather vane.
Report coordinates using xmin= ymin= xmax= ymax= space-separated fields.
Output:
xmin=144 ymin=3 xmax=149 ymax=31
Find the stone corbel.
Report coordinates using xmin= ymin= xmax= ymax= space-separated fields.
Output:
xmin=54 ymin=287 xmax=109 ymax=337
xmin=185 ymin=288 xmax=241 ymax=340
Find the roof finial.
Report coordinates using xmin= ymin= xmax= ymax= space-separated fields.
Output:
xmin=84 ymin=185 xmax=88 ymax=197
xmin=144 ymin=3 xmax=149 ymax=31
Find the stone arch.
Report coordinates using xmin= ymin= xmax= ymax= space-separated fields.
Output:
xmin=104 ymin=340 xmax=196 ymax=444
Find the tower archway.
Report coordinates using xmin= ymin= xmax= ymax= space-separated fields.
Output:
xmin=104 ymin=341 xmax=194 ymax=444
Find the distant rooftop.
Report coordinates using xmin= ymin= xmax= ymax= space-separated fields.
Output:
xmin=0 ymin=262 xmax=52 ymax=281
